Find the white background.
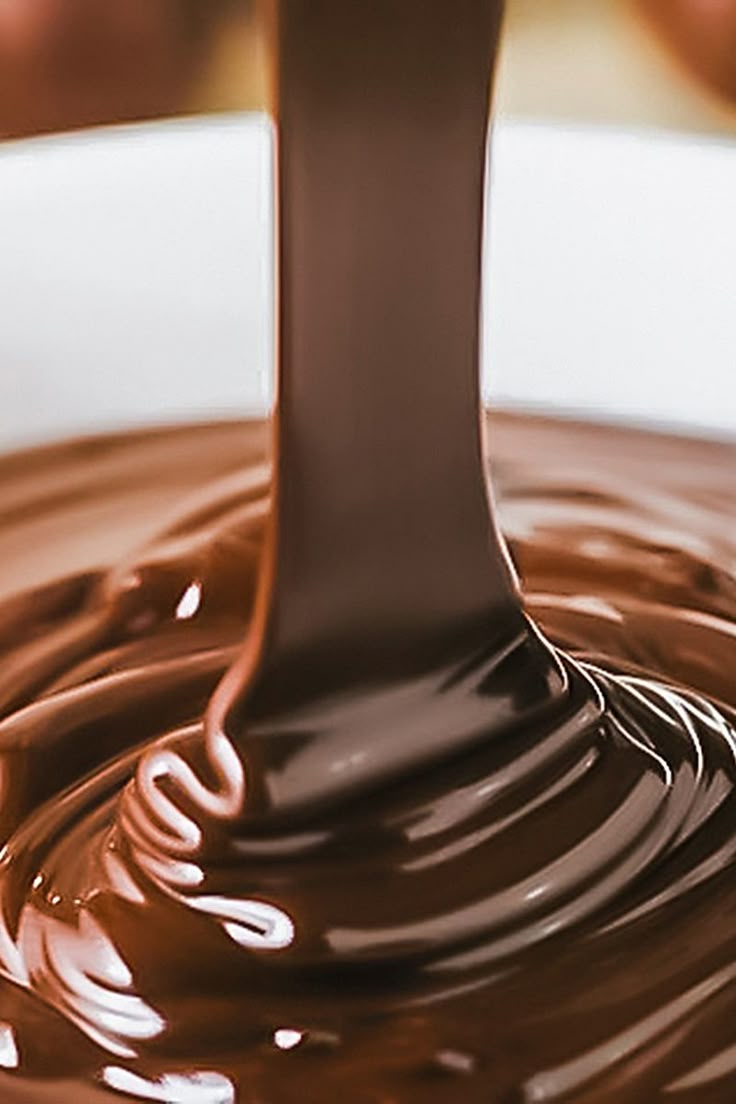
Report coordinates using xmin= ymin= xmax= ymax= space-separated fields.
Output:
xmin=0 ymin=114 xmax=734 ymax=451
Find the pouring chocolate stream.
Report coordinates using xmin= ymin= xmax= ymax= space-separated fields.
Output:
xmin=0 ymin=2 xmax=734 ymax=1101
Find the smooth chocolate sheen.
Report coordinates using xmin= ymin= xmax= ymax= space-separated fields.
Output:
xmin=0 ymin=1 xmax=734 ymax=1102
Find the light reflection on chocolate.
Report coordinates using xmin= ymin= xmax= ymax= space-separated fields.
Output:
xmin=0 ymin=415 xmax=732 ymax=1102
xmin=0 ymin=0 xmax=734 ymax=1101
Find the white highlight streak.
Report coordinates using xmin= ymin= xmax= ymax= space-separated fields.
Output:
xmin=175 ymin=581 xmax=202 ymax=621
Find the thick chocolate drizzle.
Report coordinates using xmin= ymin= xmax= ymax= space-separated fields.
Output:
xmin=0 ymin=417 xmax=734 ymax=1102
xmin=0 ymin=1 xmax=735 ymax=1101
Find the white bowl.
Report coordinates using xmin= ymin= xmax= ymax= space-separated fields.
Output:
xmin=0 ymin=114 xmax=734 ymax=450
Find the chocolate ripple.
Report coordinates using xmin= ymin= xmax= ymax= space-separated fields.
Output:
xmin=0 ymin=415 xmax=733 ymax=1101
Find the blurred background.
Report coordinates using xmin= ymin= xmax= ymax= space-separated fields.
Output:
xmin=2 ymin=0 xmax=736 ymax=139
xmin=1 ymin=0 xmax=736 ymax=449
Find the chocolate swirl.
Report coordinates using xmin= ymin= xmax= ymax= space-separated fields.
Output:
xmin=0 ymin=416 xmax=734 ymax=1102
xmin=1 ymin=3 xmax=735 ymax=1101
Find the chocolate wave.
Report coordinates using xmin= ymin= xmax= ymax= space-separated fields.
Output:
xmin=0 ymin=416 xmax=734 ymax=1102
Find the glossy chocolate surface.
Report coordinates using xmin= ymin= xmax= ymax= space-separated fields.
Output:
xmin=1 ymin=1 xmax=735 ymax=1100
xmin=0 ymin=417 xmax=733 ymax=1102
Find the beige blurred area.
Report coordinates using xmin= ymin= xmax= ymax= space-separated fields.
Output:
xmin=497 ymin=0 xmax=736 ymax=135
xmin=1 ymin=0 xmax=736 ymax=139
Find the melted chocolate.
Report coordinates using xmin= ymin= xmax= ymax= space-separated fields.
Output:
xmin=0 ymin=417 xmax=734 ymax=1103
xmin=0 ymin=1 xmax=735 ymax=1101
